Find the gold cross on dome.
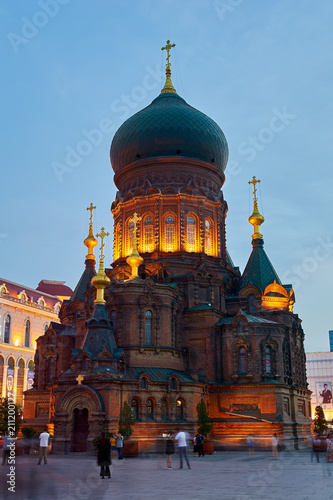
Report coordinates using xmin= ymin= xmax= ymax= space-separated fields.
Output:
xmin=87 ymin=203 xmax=96 ymax=225
xmin=161 ymin=40 xmax=176 ymax=68
xmin=96 ymin=227 xmax=110 ymax=260
xmin=248 ymin=176 xmax=261 ymax=204
xmin=76 ymin=374 xmax=84 ymax=385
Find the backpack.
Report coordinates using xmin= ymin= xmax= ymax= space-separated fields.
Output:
xmin=196 ymin=435 xmax=203 ymax=446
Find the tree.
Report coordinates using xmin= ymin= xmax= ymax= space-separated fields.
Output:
xmin=314 ymin=405 xmax=328 ymax=435
xmin=196 ymin=401 xmax=213 ymax=437
xmin=119 ymin=401 xmax=135 ymax=441
xmin=0 ymin=398 xmax=23 ymax=436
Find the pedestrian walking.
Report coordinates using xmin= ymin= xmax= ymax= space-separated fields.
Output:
xmin=116 ymin=432 xmax=124 ymax=460
xmin=247 ymin=435 xmax=255 ymax=458
xmin=271 ymin=433 xmax=278 ymax=460
xmin=37 ymin=427 xmax=50 ymax=465
xmin=174 ymin=430 xmax=191 ymax=469
xmin=2 ymin=434 xmax=11 ymax=465
xmin=165 ymin=433 xmax=175 ymax=469
xmin=97 ymin=432 xmax=111 ymax=478
xmin=195 ymin=433 xmax=204 ymax=457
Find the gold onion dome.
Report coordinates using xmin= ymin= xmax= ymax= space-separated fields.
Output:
xmin=84 ymin=203 xmax=98 ymax=259
xmin=91 ymin=227 xmax=110 ymax=304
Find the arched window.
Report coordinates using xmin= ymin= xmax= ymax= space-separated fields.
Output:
xmin=145 ymin=310 xmax=153 ymax=345
xmin=141 ymin=377 xmax=147 ymax=389
xmin=114 ymin=222 xmax=121 ymax=260
xmin=204 ymin=219 xmax=213 ymax=255
xmin=248 ymin=295 xmax=256 ymax=313
xmin=143 ymin=216 xmax=154 ymax=253
xmin=4 ymin=315 xmax=11 ymax=344
xmin=186 ymin=215 xmax=196 ymax=252
xmin=176 ymin=399 xmax=184 ymax=420
xmin=127 ymin=220 xmax=135 ymax=255
xmin=131 ymin=399 xmax=139 ymax=420
xmin=265 ymin=346 xmax=272 ymax=374
xmin=82 ymin=357 xmax=90 ymax=371
xmin=164 ymin=215 xmax=175 ymax=252
xmin=49 ymin=334 xmax=55 ymax=346
xmin=237 ymin=321 xmax=244 ymax=334
xmin=46 ymin=357 xmax=55 ymax=384
xmin=16 ymin=359 xmax=25 ymax=407
xmin=146 ymin=399 xmax=154 ymax=420
xmin=8 ymin=357 xmax=15 ymax=369
xmin=161 ymin=400 xmax=169 ymax=421
xmin=24 ymin=320 xmax=31 ymax=347
xmin=110 ymin=311 xmax=117 ymax=335
xmin=238 ymin=347 xmax=247 ymax=374
xmin=170 ymin=378 xmax=176 ymax=390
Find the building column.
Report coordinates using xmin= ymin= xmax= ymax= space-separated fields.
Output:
xmin=2 ymin=365 xmax=8 ymax=398
xmin=23 ymin=367 xmax=29 ymax=392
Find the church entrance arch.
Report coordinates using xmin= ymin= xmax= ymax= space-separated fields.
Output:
xmin=71 ymin=407 xmax=89 ymax=452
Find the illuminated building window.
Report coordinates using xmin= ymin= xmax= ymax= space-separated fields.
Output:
xmin=161 ymin=399 xmax=169 ymax=421
xmin=238 ymin=347 xmax=247 ymax=374
xmin=176 ymin=399 xmax=184 ymax=420
xmin=145 ymin=310 xmax=153 ymax=345
xmin=4 ymin=314 xmax=11 ymax=344
xmin=8 ymin=357 xmax=14 ymax=369
xmin=265 ymin=346 xmax=272 ymax=374
xmin=24 ymin=320 xmax=31 ymax=348
xmin=143 ymin=216 xmax=154 ymax=252
xmin=164 ymin=215 xmax=176 ymax=252
xmin=131 ymin=399 xmax=139 ymax=420
xmin=127 ymin=220 xmax=135 ymax=255
xmin=186 ymin=215 xmax=196 ymax=252
xmin=204 ymin=219 xmax=213 ymax=255
xmin=146 ymin=399 xmax=154 ymax=420
xmin=115 ymin=222 xmax=121 ymax=260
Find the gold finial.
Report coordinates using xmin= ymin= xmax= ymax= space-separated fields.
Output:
xmin=91 ymin=227 xmax=110 ymax=304
xmin=248 ymin=176 xmax=265 ymax=240
xmin=126 ymin=213 xmax=144 ymax=280
xmin=84 ymin=203 xmax=97 ymax=260
xmin=76 ymin=374 xmax=84 ymax=385
xmin=161 ymin=39 xmax=177 ymax=94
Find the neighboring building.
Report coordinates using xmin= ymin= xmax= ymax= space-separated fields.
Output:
xmin=0 ymin=278 xmax=72 ymax=407
xmin=306 ymin=347 xmax=333 ymax=423
xmin=329 ymin=330 xmax=333 ymax=352
xmin=23 ymin=43 xmax=312 ymax=452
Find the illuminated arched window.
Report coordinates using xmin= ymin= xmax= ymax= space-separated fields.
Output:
xmin=186 ymin=215 xmax=196 ymax=252
xmin=143 ymin=216 xmax=154 ymax=253
xmin=161 ymin=400 xmax=169 ymax=421
xmin=24 ymin=320 xmax=31 ymax=348
xmin=176 ymin=399 xmax=184 ymax=420
xmin=265 ymin=346 xmax=272 ymax=374
xmin=127 ymin=220 xmax=135 ymax=256
xmin=131 ymin=399 xmax=139 ymax=420
xmin=164 ymin=215 xmax=175 ymax=252
xmin=115 ymin=222 xmax=121 ymax=260
xmin=8 ymin=357 xmax=14 ymax=369
xmin=238 ymin=347 xmax=247 ymax=374
xmin=4 ymin=315 xmax=11 ymax=344
xmin=145 ymin=310 xmax=153 ymax=345
xmin=205 ymin=219 xmax=213 ymax=255
xmin=146 ymin=399 xmax=154 ymax=420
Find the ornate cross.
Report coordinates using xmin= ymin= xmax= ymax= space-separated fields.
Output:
xmin=87 ymin=203 xmax=96 ymax=225
xmin=129 ymin=213 xmax=142 ymax=251
xmin=96 ymin=227 xmax=110 ymax=260
xmin=161 ymin=40 xmax=176 ymax=68
xmin=248 ymin=176 xmax=261 ymax=204
xmin=76 ymin=374 xmax=84 ymax=385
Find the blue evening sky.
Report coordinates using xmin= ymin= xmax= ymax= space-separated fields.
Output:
xmin=1 ymin=0 xmax=332 ymax=352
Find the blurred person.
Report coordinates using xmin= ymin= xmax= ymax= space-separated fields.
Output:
xmin=174 ymin=430 xmax=191 ymax=469
xmin=247 ymin=435 xmax=255 ymax=458
xmin=165 ymin=433 xmax=175 ymax=469
xmin=116 ymin=431 xmax=123 ymax=460
xmin=326 ymin=433 xmax=333 ymax=463
xmin=311 ymin=435 xmax=321 ymax=463
xmin=97 ymin=432 xmax=111 ymax=478
xmin=195 ymin=433 xmax=204 ymax=457
xmin=271 ymin=433 xmax=278 ymax=460
xmin=193 ymin=435 xmax=197 ymax=457
xmin=37 ymin=427 xmax=50 ymax=465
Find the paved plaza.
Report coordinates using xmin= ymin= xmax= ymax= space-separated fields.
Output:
xmin=0 ymin=449 xmax=332 ymax=500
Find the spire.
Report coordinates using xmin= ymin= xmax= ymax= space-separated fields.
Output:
xmin=161 ymin=40 xmax=177 ymax=94
xmin=126 ymin=213 xmax=143 ymax=280
xmin=248 ymin=176 xmax=265 ymax=240
xmin=91 ymin=227 xmax=110 ymax=304
xmin=84 ymin=203 xmax=98 ymax=260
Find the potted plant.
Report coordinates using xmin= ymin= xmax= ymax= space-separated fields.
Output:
xmin=21 ymin=427 xmax=36 ymax=454
xmin=119 ymin=401 xmax=138 ymax=457
xmin=313 ymin=405 xmax=328 ymax=452
xmin=196 ymin=401 xmax=214 ymax=454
